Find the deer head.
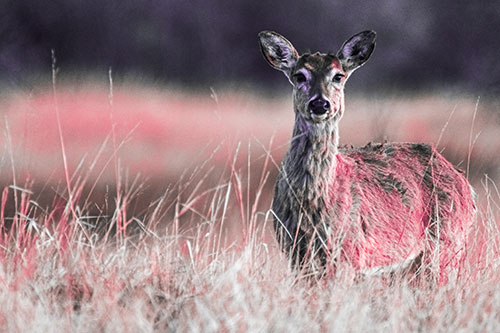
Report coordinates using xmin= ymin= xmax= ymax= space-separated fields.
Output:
xmin=258 ymin=30 xmax=376 ymax=124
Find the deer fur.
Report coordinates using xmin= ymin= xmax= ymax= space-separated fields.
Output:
xmin=258 ymin=30 xmax=476 ymax=281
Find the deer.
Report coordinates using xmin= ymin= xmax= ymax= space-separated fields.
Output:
xmin=258 ymin=30 xmax=476 ymax=283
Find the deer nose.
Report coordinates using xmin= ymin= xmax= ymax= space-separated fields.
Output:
xmin=308 ymin=98 xmax=331 ymax=115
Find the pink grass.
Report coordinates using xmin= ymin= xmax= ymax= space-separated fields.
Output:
xmin=0 ymin=81 xmax=499 ymax=330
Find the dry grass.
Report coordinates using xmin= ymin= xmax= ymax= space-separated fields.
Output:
xmin=1 ymin=169 xmax=500 ymax=332
xmin=0 ymin=81 xmax=499 ymax=331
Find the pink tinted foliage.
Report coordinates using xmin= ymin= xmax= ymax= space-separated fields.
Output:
xmin=1 ymin=87 xmax=291 ymax=181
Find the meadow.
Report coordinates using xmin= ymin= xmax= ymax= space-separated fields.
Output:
xmin=0 ymin=79 xmax=499 ymax=331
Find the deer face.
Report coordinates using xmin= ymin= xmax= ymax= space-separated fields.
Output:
xmin=259 ymin=30 xmax=376 ymax=124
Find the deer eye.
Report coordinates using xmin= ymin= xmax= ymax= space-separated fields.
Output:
xmin=293 ymin=73 xmax=307 ymax=84
xmin=332 ymin=73 xmax=345 ymax=83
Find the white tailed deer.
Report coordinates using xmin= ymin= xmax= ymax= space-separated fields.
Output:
xmin=258 ymin=30 xmax=476 ymax=282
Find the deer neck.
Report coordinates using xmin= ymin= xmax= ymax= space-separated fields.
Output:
xmin=284 ymin=113 xmax=339 ymax=211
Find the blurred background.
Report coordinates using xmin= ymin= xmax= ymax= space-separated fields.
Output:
xmin=0 ymin=0 xmax=499 ymax=224
xmin=1 ymin=0 xmax=500 ymax=95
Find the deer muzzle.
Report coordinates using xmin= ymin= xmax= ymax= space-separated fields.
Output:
xmin=308 ymin=97 xmax=333 ymax=121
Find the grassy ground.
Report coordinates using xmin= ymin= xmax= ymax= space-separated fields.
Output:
xmin=0 ymin=81 xmax=499 ymax=331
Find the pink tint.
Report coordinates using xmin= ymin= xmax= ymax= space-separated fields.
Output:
xmin=2 ymin=87 xmax=292 ymax=181
xmin=327 ymin=145 xmax=475 ymax=281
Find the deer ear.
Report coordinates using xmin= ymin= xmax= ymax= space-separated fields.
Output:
xmin=258 ymin=31 xmax=298 ymax=74
xmin=337 ymin=30 xmax=376 ymax=73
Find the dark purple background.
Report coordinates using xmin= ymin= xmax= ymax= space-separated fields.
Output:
xmin=1 ymin=0 xmax=499 ymax=95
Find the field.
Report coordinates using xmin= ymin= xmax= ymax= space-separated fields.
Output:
xmin=0 ymin=80 xmax=500 ymax=331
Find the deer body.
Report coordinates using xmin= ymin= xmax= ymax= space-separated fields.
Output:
xmin=259 ymin=31 xmax=475 ymax=278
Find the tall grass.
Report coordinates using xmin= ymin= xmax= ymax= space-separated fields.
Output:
xmin=1 ymin=78 xmax=500 ymax=331
xmin=0 ymin=137 xmax=499 ymax=331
